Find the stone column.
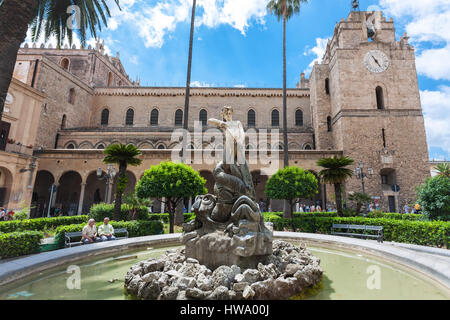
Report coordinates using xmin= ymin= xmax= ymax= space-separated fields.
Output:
xmin=78 ymin=183 xmax=86 ymax=215
xmin=107 ymin=183 xmax=114 ymax=204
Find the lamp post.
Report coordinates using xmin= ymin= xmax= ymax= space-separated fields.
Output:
xmin=354 ymin=161 xmax=374 ymax=216
xmin=97 ymin=164 xmax=116 ymax=204
xmin=353 ymin=161 xmax=374 ymax=194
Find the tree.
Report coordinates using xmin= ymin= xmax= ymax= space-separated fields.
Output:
xmin=103 ymin=144 xmax=142 ymax=221
xmin=267 ymin=0 xmax=307 ymax=167
xmin=124 ymin=193 xmax=153 ymax=220
xmin=348 ymin=192 xmax=372 ymax=216
xmin=435 ymin=163 xmax=450 ymax=178
xmin=317 ymin=156 xmax=354 ymax=217
xmin=417 ymin=176 xmax=450 ymax=221
xmin=265 ymin=167 xmax=318 ymax=218
xmin=0 ymin=0 xmax=120 ymax=122
xmin=136 ymin=162 xmax=207 ymax=234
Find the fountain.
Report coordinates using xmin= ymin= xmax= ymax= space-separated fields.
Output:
xmin=124 ymin=107 xmax=323 ymax=300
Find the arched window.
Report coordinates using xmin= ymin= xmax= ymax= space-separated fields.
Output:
xmin=158 ymin=144 xmax=165 ymax=150
xmin=327 ymin=116 xmax=332 ymax=132
xmin=150 ymin=109 xmax=159 ymax=126
xmin=125 ymin=108 xmax=134 ymax=126
xmin=97 ymin=144 xmax=105 ymax=149
xmin=68 ymin=88 xmax=75 ymax=104
xmin=304 ymin=144 xmax=312 ymax=150
xmin=107 ymin=72 xmax=113 ymax=87
xmin=175 ymin=109 xmax=183 ymax=126
xmin=101 ymin=109 xmax=109 ymax=126
xmin=66 ymin=143 xmax=75 ymax=149
xmin=271 ymin=109 xmax=279 ymax=127
xmin=61 ymin=115 xmax=67 ymax=129
xmin=61 ymin=58 xmax=70 ymax=71
xmin=295 ymin=109 xmax=304 ymax=126
xmin=199 ymin=109 xmax=207 ymax=126
xmin=376 ymin=86 xmax=384 ymax=110
xmin=248 ymin=109 xmax=256 ymax=127
xmin=325 ymin=78 xmax=330 ymax=95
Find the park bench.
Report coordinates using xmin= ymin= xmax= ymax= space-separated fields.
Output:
xmin=65 ymin=228 xmax=129 ymax=248
xmin=331 ymin=224 xmax=383 ymax=243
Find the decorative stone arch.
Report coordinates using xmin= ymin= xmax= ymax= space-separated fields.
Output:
xmin=174 ymin=108 xmax=183 ymax=126
xmin=0 ymin=166 xmax=13 ymax=207
xmin=274 ymin=142 xmax=284 ymax=150
xmin=138 ymin=141 xmax=154 ymax=149
xmin=78 ymin=141 xmax=95 ymax=149
xmin=94 ymin=141 xmax=106 ymax=149
xmin=303 ymin=143 xmax=313 ymax=150
xmin=60 ymin=57 xmax=70 ymax=71
xmin=156 ymin=142 xmax=166 ymax=149
xmin=30 ymin=170 xmax=55 ymax=218
xmin=258 ymin=142 xmax=271 ymax=150
xmin=288 ymin=142 xmax=301 ymax=150
xmin=64 ymin=141 xmax=78 ymax=149
xmin=374 ymin=82 xmax=389 ymax=110
xmin=56 ymin=171 xmax=83 ymax=215
xmin=168 ymin=141 xmax=180 ymax=149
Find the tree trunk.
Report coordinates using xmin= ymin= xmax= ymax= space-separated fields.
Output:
xmin=168 ymin=200 xmax=175 ymax=234
xmin=113 ymin=162 xmax=127 ymax=221
xmin=283 ymin=199 xmax=292 ymax=219
xmin=181 ymin=0 xmax=196 ymax=162
xmin=335 ymin=183 xmax=343 ymax=217
xmin=0 ymin=0 xmax=38 ymax=122
xmin=282 ymin=15 xmax=289 ymax=167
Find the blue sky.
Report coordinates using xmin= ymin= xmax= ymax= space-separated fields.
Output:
xmin=26 ymin=0 xmax=450 ymax=160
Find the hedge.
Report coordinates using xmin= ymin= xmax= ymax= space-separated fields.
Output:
xmin=0 ymin=231 xmax=44 ymax=259
xmin=89 ymin=203 xmax=149 ymax=221
xmin=264 ymin=212 xmax=426 ymax=220
xmin=54 ymin=220 xmax=164 ymax=248
xmin=0 ymin=215 xmax=89 ymax=233
xmin=264 ymin=215 xmax=450 ymax=248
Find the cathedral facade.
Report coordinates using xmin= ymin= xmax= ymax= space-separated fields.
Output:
xmin=1 ymin=10 xmax=430 ymax=216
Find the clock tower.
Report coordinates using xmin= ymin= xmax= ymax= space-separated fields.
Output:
xmin=310 ymin=10 xmax=430 ymax=212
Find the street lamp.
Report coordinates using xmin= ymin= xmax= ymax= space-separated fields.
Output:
xmin=97 ymin=164 xmax=116 ymax=204
xmin=353 ymin=160 xmax=374 ymax=194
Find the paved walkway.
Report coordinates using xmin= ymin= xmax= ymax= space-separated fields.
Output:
xmin=1 ymin=232 xmax=449 ymax=290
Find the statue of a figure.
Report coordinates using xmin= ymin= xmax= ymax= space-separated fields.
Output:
xmin=182 ymin=107 xmax=273 ymax=269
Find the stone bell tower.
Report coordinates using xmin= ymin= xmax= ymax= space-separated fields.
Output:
xmin=310 ymin=10 xmax=430 ymax=212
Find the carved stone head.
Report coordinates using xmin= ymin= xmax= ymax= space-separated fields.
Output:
xmin=192 ymin=194 xmax=217 ymax=222
xmin=221 ymin=106 xmax=233 ymax=122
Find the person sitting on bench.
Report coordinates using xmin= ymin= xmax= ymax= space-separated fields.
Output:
xmin=81 ymin=219 xmax=100 ymax=244
xmin=98 ymin=217 xmax=116 ymax=241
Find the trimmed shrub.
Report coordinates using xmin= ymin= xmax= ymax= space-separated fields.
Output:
xmin=268 ymin=216 xmax=449 ymax=248
xmin=148 ymin=213 xmax=195 ymax=223
xmin=89 ymin=203 xmax=148 ymax=222
xmin=0 ymin=215 xmax=89 ymax=233
xmin=367 ymin=212 xmax=425 ymax=221
xmin=0 ymin=231 xmax=44 ymax=259
xmin=54 ymin=220 xmax=164 ymax=248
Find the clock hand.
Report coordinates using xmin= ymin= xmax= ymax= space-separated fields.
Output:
xmin=372 ymin=56 xmax=381 ymax=67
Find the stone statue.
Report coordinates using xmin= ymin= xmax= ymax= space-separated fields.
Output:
xmin=182 ymin=107 xmax=273 ymax=270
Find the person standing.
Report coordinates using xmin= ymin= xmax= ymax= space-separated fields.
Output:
xmin=403 ymin=203 xmax=410 ymax=214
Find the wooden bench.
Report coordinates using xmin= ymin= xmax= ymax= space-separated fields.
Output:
xmin=331 ymin=224 xmax=383 ymax=243
xmin=65 ymin=228 xmax=129 ymax=248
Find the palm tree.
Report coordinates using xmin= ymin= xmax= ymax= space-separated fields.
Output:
xmin=317 ymin=156 xmax=354 ymax=216
xmin=435 ymin=163 xmax=450 ymax=178
xmin=181 ymin=0 xmax=197 ymax=162
xmin=348 ymin=192 xmax=372 ymax=216
xmin=103 ymin=144 xmax=142 ymax=221
xmin=0 ymin=0 xmax=120 ymax=122
xmin=267 ymin=0 xmax=307 ymax=167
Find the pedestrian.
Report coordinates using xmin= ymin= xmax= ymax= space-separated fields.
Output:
xmin=403 ymin=203 xmax=410 ymax=214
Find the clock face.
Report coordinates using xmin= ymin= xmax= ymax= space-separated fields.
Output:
xmin=364 ymin=50 xmax=390 ymax=73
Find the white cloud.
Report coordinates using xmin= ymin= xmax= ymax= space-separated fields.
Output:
xmin=303 ymin=37 xmax=329 ymax=75
xmin=379 ymin=0 xmax=450 ymax=81
xmin=420 ymin=86 xmax=450 ymax=154
xmin=191 ymin=80 xmax=214 ymax=87
xmin=129 ymin=55 xmax=139 ymax=65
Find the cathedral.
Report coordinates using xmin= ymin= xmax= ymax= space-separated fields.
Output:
xmin=0 ymin=10 xmax=430 ymax=216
